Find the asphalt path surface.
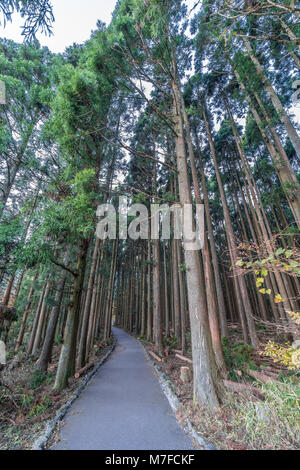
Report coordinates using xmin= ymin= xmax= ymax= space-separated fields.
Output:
xmin=53 ymin=327 xmax=195 ymax=450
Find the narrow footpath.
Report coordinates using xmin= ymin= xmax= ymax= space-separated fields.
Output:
xmin=53 ymin=327 xmax=195 ymax=450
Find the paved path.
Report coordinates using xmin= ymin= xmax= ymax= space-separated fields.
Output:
xmin=53 ymin=327 xmax=195 ymax=450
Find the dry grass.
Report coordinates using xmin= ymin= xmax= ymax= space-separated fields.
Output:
xmin=141 ymin=328 xmax=300 ymax=450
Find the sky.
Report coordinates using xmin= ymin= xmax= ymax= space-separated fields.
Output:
xmin=0 ymin=0 xmax=197 ymax=52
xmin=0 ymin=0 xmax=118 ymax=52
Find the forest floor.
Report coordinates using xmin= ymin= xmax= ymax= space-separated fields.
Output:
xmin=0 ymin=338 xmax=114 ymax=450
xmin=139 ymin=324 xmax=300 ymax=450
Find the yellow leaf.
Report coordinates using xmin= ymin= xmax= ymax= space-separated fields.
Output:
xmin=274 ymin=294 xmax=284 ymax=303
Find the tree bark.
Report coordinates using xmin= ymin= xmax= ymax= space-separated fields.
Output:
xmin=171 ymin=70 xmax=224 ymax=409
xmin=54 ymin=239 xmax=88 ymax=391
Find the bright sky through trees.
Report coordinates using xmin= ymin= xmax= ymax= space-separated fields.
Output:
xmin=0 ymin=0 xmax=198 ymax=52
xmin=0 ymin=0 xmax=118 ymax=52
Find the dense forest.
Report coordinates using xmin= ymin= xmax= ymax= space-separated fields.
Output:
xmin=0 ymin=0 xmax=299 ymax=450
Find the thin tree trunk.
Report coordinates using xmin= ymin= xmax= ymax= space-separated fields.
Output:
xmin=15 ymin=271 xmax=38 ymax=352
xmin=146 ymin=239 xmax=152 ymax=341
xmin=163 ymin=242 xmax=169 ymax=338
xmin=31 ymin=281 xmax=51 ymax=355
xmin=27 ymin=280 xmax=48 ymax=355
xmin=242 ymin=36 xmax=300 ymax=159
xmin=38 ymin=252 xmax=69 ymax=372
xmin=77 ymin=238 xmax=101 ymax=368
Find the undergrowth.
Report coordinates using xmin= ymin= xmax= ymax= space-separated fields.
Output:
xmin=230 ymin=380 xmax=300 ymax=449
xmin=176 ymin=336 xmax=299 ymax=449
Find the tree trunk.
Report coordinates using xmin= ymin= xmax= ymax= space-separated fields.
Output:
xmin=203 ymin=98 xmax=258 ymax=348
xmin=77 ymin=238 xmax=101 ymax=368
xmin=181 ymin=96 xmax=226 ymax=373
xmin=196 ymin=143 xmax=228 ymax=337
xmin=171 ymin=72 xmax=223 ymax=409
xmin=54 ymin=240 xmax=88 ymax=391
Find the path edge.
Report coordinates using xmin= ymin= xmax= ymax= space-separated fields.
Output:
xmin=32 ymin=337 xmax=117 ymax=450
xmin=139 ymin=341 xmax=216 ymax=451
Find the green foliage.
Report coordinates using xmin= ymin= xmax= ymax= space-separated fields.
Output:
xmin=236 ymin=243 xmax=300 ymax=305
xmin=28 ymin=395 xmax=51 ymax=417
xmin=29 ymin=370 xmax=52 ymax=389
xmin=178 ymin=263 xmax=186 ymax=272
xmin=222 ymin=337 xmax=255 ymax=372
xmin=261 ymin=341 xmax=300 ymax=371
xmin=163 ymin=335 xmax=178 ymax=348
xmin=21 ymin=393 xmax=34 ymax=408
xmin=54 ymin=334 xmax=63 ymax=345
xmin=0 ymin=215 xmax=24 ymax=269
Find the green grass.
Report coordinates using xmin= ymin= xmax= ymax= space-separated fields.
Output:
xmin=29 ymin=370 xmax=52 ymax=389
xmin=28 ymin=396 xmax=51 ymax=417
xmin=231 ymin=379 xmax=300 ymax=449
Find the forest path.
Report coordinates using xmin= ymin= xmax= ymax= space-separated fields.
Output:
xmin=53 ymin=327 xmax=195 ymax=450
